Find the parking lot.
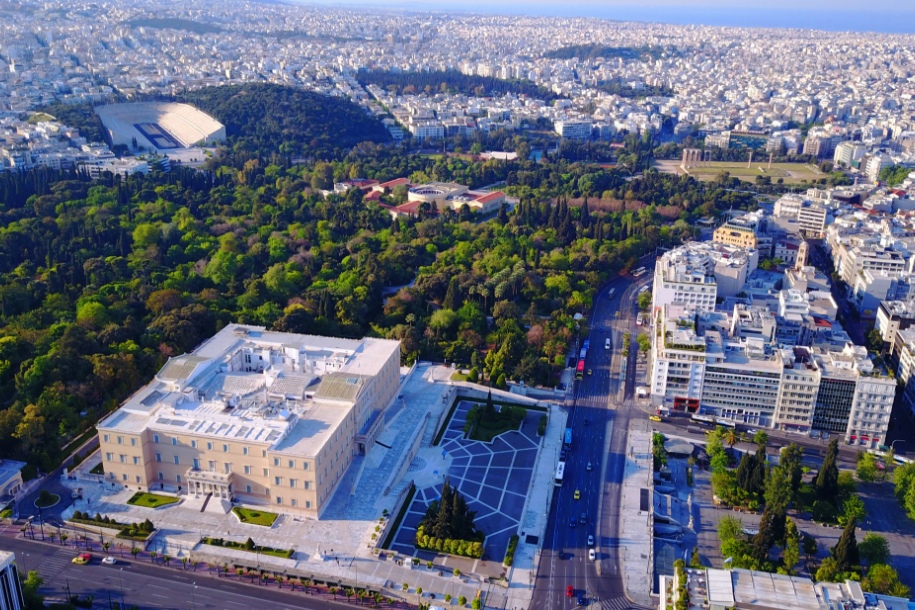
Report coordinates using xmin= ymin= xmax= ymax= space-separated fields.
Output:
xmin=388 ymin=401 xmax=540 ymax=562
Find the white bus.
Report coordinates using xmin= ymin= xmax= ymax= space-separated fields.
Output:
xmin=555 ymin=461 xmax=566 ymax=487
xmin=638 ymin=285 xmax=649 ymax=294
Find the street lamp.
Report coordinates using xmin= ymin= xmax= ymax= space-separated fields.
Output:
xmin=891 ymin=439 xmax=906 ymax=452
xmin=191 ymin=582 xmax=197 ymax=610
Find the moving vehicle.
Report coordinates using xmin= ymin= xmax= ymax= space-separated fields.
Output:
xmin=564 ymin=428 xmax=573 ymax=450
xmin=555 ymin=461 xmax=565 ymax=487
xmin=588 ymin=549 xmax=596 ymax=561
xmin=573 ymin=489 xmax=581 ymax=500
xmin=101 ymin=556 xmax=117 ymax=565
xmin=587 ymin=535 xmax=594 ymax=546
xmin=567 ymin=586 xmax=574 ymax=597
xmin=649 ymin=415 xmax=662 ymax=422
xmin=72 ymin=553 xmax=92 ymax=565
xmin=586 ymin=461 xmax=592 ymax=471
xmin=580 ymin=512 xmax=587 ymax=525
xmin=575 ymin=360 xmax=585 ymax=380
xmin=569 ymin=516 xmax=576 ymax=527
xmin=605 ymin=338 xmax=610 ymax=349
xmin=587 ymin=369 xmax=592 ymax=376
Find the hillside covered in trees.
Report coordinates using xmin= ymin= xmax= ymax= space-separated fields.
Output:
xmin=355 ymin=69 xmax=563 ymax=102
xmin=0 ymin=133 xmax=749 ymax=476
xmin=179 ymin=83 xmax=392 ymax=164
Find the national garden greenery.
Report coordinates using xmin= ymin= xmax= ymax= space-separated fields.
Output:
xmin=0 ymin=83 xmax=752 ymax=480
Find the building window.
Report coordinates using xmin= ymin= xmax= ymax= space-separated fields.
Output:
xmin=172 ymin=437 xmax=178 ymax=446
xmin=246 ymin=485 xmax=252 ymax=493
xmin=223 ymin=444 xmax=229 ymax=453
xmin=103 ymin=434 xmax=110 ymax=443
xmin=291 ymin=499 xmax=297 ymax=507
xmin=263 ymin=468 xmax=268 ymax=477
xmin=207 ymin=442 xmax=213 ymax=451
xmin=133 ymin=457 xmax=140 ymax=465
xmin=191 ymin=440 xmax=197 ymax=449
xmin=193 ymin=458 xmax=200 ymax=469
xmin=136 ymin=476 xmax=141 ymax=483
xmin=244 ymin=465 xmax=251 ymax=475
xmin=276 ymin=497 xmax=282 ymax=505
xmin=122 ymin=474 xmax=128 ymax=481
xmin=119 ymin=455 xmax=126 ymax=463
xmin=173 ymin=455 xmax=180 ymax=465
xmin=155 ymin=453 xmax=162 ymax=462
xmin=177 ymin=474 xmax=182 ymax=483
xmin=243 ymin=447 xmax=249 ymax=456
xmin=290 ymin=479 xmax=297 ymax=488
xmin=303 ymin=462 xmax=309 ymax=470
xmin=131 ymin=438 xmax=137 ymax=447
xmin=117 ymin=436 xmax=123 ymax=445
xmin=274 ymin=458 xmax=279 ymax=467
xmin=305 ymin=501 xmax=311 ymax=509
xmin=158 ymin=472 xmax=164 ymax=481
xmin=224 ymin=463 xmax=231 ymax=474
xmin=275 ymin=476 xmax=281 ymax=485
xmin=262 ymin=450 xmax=267 ymax=458
xmin=105 ymin=452 xmax=113 ymax=461
xmin=288 ymin=460 xmax=294 ymax=468
xmin=208 ymin=461 xmax=215 ymax=471
xmin=304 ymin=481 xmax=310 ymax=490
xmin=153 ymin=435 xmax=159 ymax=443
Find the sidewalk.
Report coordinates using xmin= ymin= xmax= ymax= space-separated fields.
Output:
xmin=617 ymin=424 xmax=655 ymax=608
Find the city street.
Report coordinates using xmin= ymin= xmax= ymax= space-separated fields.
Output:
xmin=0 ymin=535 xmax=371 ymax=610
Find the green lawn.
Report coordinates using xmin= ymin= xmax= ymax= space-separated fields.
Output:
xmin=127 ymin=492 xmax=180 ymax=508
xmin=89 ymin=462 xmax=104 ymax=475
xmin=450 ymin=371 xmax=469 ymax=382
xmin=232 ymin=506 xmax=278 ymax=527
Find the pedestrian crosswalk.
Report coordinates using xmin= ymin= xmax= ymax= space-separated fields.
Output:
xmin=595 ymin=597 xmax=638 ymax=610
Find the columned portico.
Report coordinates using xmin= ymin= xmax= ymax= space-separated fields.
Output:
xmin=187 ymin=469 xmax=234 ymax=500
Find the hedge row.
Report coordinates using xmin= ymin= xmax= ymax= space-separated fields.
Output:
xmin=415 ymin=525 xmax=483 ymax=558
xmin=503 ymin=534 xmax=519 ymax=567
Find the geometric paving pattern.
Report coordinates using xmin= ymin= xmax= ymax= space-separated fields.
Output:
xmin=389 ymin=401 xmax=539 ymax=561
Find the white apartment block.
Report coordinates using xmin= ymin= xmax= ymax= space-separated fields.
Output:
xmin=833 ymin=141 xmax=866 ymax=167
xmin=97 ymin=324 xmax=401 ymax=518
xmin=554 ymin=120 xmax=592 ymax=140
xmin=774 ymin=348 xmax=820 ymax=433
xmin=650 ymin=306 xmax=707 ymax=413
xmin=836 ymin=245 xmax=906 ymax=288
xmin=652 ymin=242 xmax=758 ymax=312
xmin=796 ymin=204 xmax=828 ymax=238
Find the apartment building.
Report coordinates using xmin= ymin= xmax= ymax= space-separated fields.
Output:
xmin=713 ymin=219 xmax=759 ymax=250
xmin=554 ymin=120 xmax=592 ymax=140
xmin=833 ymin=140 xmax=866 ymax=167
xmin=97 ymin=324 xmax=401 ymax=518
xmin=0 ymin=551 xmax=24 ymax=610
xmin=796 ymin=204 xmax=828 ymax=238
xmin=773 ymin=348 xmax=820 ymax=434
xmin=650 ymin=306 xmax=707 ymax=413
xmin=652 ymin=242 xmax=759 ymax=312
xmin=836 ymin=245 xmax=906 ymax=288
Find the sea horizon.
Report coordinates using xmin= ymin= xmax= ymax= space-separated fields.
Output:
xmin=295 ymin=1 xmax=915 ymax=35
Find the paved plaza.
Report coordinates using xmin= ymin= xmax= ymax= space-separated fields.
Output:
xmin=389 ymin=400 xmax=540 ymax=564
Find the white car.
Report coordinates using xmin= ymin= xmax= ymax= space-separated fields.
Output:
xmin=586 ymin=462 xmax=592 ymax=471
xmin=587 ymin=535 xmax=594 ymax=546
xmin=101 ymin=556 xmax=116 ymax=565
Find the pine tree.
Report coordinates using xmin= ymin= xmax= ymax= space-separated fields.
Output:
xmin=816 ymin=439 xmax=840 ymax=503
xmin=833 ymin=517 xmax=859 ymax=572
xmin=752 ymin=507 xmax=778 ymax=565
xmin=484 ymin=390 xmax=496 ymax=420
xmin=736 ymin=452 xmax=753 ymax=489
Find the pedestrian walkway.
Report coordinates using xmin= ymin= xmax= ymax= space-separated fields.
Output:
xmin=617 ymin=424 xmax=655 ymax=608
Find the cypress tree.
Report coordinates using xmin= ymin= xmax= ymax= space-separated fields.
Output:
xmin=580 ymin=198 xmax=591 ymax=228
xmin=442 ymin=277 xmax=462 ymax=311
xmin=815 ymin=439 xmax=840 ymax=503
xmin=434 ymin=480 xmax=454 ymax=540
xmin=833 ymin=517 xmax=859 ymax=572
xmin=736 ymin=452 xmax=753 ymax=489
xmin=752 ymin=507 xmax=777 ymax=565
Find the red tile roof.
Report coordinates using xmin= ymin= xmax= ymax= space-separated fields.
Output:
xmin=474 ymin=191 xmax=505 ymax=204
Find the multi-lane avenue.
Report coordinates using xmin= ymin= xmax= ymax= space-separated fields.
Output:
xmin=532 ymin=268 xmax=651 ymax=610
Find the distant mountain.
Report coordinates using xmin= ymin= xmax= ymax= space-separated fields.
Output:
xmin=179 ymin=83 xmax=391 ymax=162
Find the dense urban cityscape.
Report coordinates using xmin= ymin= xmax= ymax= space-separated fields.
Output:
xmin=2 ymin=1 xmax=915 ymax=610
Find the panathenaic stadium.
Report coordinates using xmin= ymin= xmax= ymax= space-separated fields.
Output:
xmin=94 ymin=102 xmax=225 ymax=150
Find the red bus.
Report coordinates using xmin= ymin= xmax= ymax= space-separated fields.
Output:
xmin=575 ymin=359 xmax=585 ymax=380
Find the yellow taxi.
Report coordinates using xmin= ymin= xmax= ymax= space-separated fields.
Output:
xmin=573 ymin=489 xmax=581 ymax=500
xmin=649 ymin=415 xmax=662 ymax=422
xmin=72 ymin=553 xmax=92 ymax=565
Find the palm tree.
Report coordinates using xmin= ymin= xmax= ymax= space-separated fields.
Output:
xmin=192 ymin=561 xmax=199 ymax=572
xmin=329 ymin=586 xmax=338 ymax=600
xmin=723 ymin=428 xmax=740 ymax=449
xmin=162 ymin=554 xmax=170 ymax=567
xmin=48 ymin=532 xmax=56 ymax=545
xmin=61 ymin=533 xmax=68 ymax=546
xmin=276 ymin=575 xmax=284 ymax=589
xmin=182 ymin=557 xmax=188 ymax=571
xmin=149 ymin=551 xmax=157 ymax=563
xmin=345 ymin=588 xmax=354 ymax=602
xmin=131 ymin=547 xmax=139 ymax=560
xmin=416 ymin=586 xmax=423 ymax=606
xmin=102 ymin=541 xmax=111 ymax=555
